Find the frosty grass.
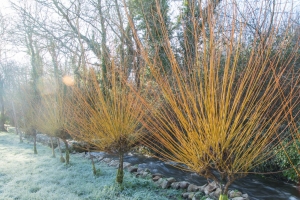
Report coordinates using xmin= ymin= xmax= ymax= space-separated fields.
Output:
xmin=0 ymin=132 xmax=181 ymax=200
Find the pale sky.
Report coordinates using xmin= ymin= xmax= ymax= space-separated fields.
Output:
xmin=0 ymin=0 xmax=15 ymax=15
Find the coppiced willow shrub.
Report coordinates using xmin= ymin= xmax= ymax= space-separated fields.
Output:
xmin=21 ymin=87 xmax=41 ymax=155
xmin=22 ymin=105 xmax=39 ymax=154
xmin=125 ymin=1 xmax=300 ymax=199
xmin=35 ymin=83 xmax=71 ymax=164
xmin=66 ymin=67 xmax=145 ymax=184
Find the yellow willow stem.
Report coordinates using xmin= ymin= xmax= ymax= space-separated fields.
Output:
xmin=219 ymin=194 xmax=228 ymax=200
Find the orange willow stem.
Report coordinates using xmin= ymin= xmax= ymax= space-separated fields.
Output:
xmin=124 ymin=0 xmax=300 ymax=196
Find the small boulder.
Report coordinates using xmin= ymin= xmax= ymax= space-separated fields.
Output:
xmin=204 ymin=181 xmax=218 ymax=195
xmin=179 ymin=181 xmax=190 ymax=189
xmin=90 ymin=152 xmax=105 ymax=157
xmin=144 ymin=168 xmax=151 ymax=173
xmin=152 ymin=173 xmax=163 ymax=178
xmin=242 ymin=193 xmax=249 ymax=200
xmin=102 ymin=158 xmax=112 ymax=163
xmin=192 ymin=192 xmax=203 ymax=200
xmin=198 ymin=184 xmax=207 ymax=192
xmin=188 ymin=192 xmax=195 ymax=199
xmin=182 ymin=192 xmax=194 ymax=199
xmin=161 ymin=177 xmax=176 ymax=189
xmin=137 ymin=167 xmax=150 ymax=173
xmin=232 ymin=197 xmax=244 ymax=200
xmin=161 ymin=180 xmax=170 ymax=189
xmin=229 ymin=190 xmax=243 ymax=198
xmin=213 ymin=188 xmax=222 ymax=197
xmin=154 ymin=178 xmax=164 ymax=186
xmin=141 ymin=171 xmax=150 ymax=178
xmin=171 ymin=182 xmax=180 ymax=189
xmin=166 ymin=177 xmax=176 ymax=182
xmin=123 ymin=162 xmax=131 ymax=169
xmin=152 ymin=176 xmax=161 ymax=182
xmin=68 ymin=140 xmax=88 ymax=152
xmin=187 ymin=184 xmax=200 ymax=192
xmin=109 ymin=160 xmax=119 ymax=168
xmin=128 ymin=166 xmax=138 ymax=173
xmin=137 ymin=168 xmax=144 ymax=173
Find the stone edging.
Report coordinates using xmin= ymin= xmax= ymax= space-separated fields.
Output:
xmin=80 ymin=153 xmax=250 ymax=200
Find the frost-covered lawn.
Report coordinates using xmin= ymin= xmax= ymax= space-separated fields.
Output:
xmin=0 ymin=132 xmax=181 ymax=200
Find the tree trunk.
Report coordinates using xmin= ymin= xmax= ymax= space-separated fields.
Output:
xmin=88 ymin=150 xmax=97 ymax=176
xmin=18 ymin=127 xmax=23 ymax=143
xmin=62 ymin=138 xmax=70 ymax=164
xmin=50 ymin=137 xmax=56 ymax=158
xmin=11 ymin=102 xmax=21 ymax=140
xmin=223 ymin=180 xmax=231 ymax=195
xmin=19 ymin=106 xmax=27 ymax=143
xmin=114 ymin=0 xmax=125 ymax=66
xmin=98 ymin=0 xmax=109 ymax=86
xmin=219 ymin=194 xmax=229 ymax=200
xmin=116 ymin=151 xmax=124 ymax=184
xmin=134 ymin=42 xmax=141 ymax=90
xmin=57 ymin=138 xmax=65 ymax=163
xmin=219 ymin=180 xmax=232 ymax=200
xmin=0 ymin=80 xmax=6 ymax=132
xmin=33 ymin=130 xmax=37 ymax=154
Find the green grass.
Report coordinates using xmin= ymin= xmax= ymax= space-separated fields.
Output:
xmin=0 ymin=132 xmax=181 ymax=200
